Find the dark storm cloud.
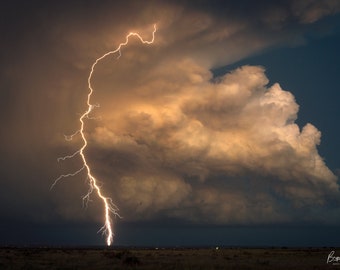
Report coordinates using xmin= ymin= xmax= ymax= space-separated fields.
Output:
xmin=0 ymin=0 xmax=340 ymax=230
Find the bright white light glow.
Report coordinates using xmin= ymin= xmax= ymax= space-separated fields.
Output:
xmin=52 ymin=24 xmax=156 ymax=246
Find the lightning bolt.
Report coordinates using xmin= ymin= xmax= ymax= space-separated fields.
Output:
xmin=52 ymin=24 xmax=157 ymax=246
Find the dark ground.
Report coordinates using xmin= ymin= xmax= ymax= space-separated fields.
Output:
xmin=0 ymin=247 xmax=338 ymax=269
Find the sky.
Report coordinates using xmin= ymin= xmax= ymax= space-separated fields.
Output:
xmin=1 ymin=0 xmax=340 ymax=247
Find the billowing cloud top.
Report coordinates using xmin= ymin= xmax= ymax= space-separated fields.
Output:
xmin=89 ymin=61 xmax=338 ymax=224
xmin=0 ymin=0 xmax=340 ymax=228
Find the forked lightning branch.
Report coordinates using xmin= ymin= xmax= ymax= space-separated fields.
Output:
xmin=52 ymin=25 xmax=157 ymax=246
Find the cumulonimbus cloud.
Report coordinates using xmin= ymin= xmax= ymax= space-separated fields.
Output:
xmin=2 ymin=0 xmax=339 ymax=226
xmin=86 ymin=57 xmax=338 ymax=224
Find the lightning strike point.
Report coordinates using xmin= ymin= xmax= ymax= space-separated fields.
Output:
xmin=53 ymin=24 xmax=157 ymax=246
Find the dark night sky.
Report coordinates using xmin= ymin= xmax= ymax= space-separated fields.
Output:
xmin=1 ymin=0 xmax=340 ymax=247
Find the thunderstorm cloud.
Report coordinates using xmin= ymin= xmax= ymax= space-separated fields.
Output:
xmin=89 ymin=62 xmax=338 ymax=224
xmin=1 ymin=0 xmax=340 ymax=229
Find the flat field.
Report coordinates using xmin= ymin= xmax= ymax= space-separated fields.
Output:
xmin=0 ymin=247 xmax=337 ymax=269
